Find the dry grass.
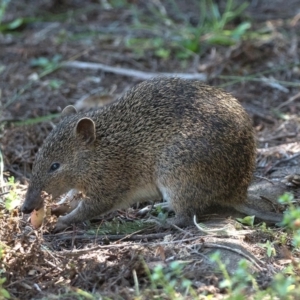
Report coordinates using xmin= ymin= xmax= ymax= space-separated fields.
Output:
xmin=1 ymin=0 xmax=300 ymax=299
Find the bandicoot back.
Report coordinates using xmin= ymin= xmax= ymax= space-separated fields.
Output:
xmin=22 ymin=77 xmax=278 ymax=231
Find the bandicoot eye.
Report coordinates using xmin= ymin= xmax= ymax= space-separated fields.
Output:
xmin=49 ymin=163 xmax=60 ymax=172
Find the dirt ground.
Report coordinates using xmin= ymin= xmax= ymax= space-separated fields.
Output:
xmin=1 ymin=1 xmax=300 ymax=299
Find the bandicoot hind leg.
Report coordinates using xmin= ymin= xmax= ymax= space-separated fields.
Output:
xmin=157 ymin=180 xmax=209 ymax=227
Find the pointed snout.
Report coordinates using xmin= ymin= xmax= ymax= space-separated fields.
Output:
xmin=21 ymin=203 xmax=35 ymax=214
xmin=21 ymin=188 xmax=44 ymax=214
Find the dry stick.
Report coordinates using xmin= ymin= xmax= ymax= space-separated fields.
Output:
xmin=44 ymin=259 xmax=63 ymax=272
xmin=117 ymin=227 xmax=157 ymax=242
xmin=268 ymin=152 xmax=300 ymax=173
xmin=254 ymin=175 xmax=275 ymax=184
xmin=193 ymin=216 xmax=265 ymax=270
xmin=43 ymin=247 xmax=62 ymax=266
xmin=132 ymin=269 xmax=139 ymax=297
xmin=260 ymin=196 xmax=279 ymax=211
xmin=257 ymin=142 xmax=300 ymax=155
xmin=6 ymin=266 xmax=57 ymax=288
xmin=62 ymin=61 xmax=207 ymax=81
xmin=54 ymin=236 xmax=202 ymax=257
xmin=193 ymin=215 xmax=241 ymax=236
xmin=257 ymin=133 xmax=297 ymax=143
xmin=202 ymin=242 xmax=265 ymax=271
xmin=276 ymin=91 xmax=300 ymax=109
xmin=109 ymin=260 xmax=136 ymax=287
xmin=54 ymin=236 xmax=266 ymax=271
xmin=33 ymin=283 xmax=42 ymax=293
xmin=170 ymin=223 xmax=194 ymax=236
xmin=50 ymin=232 xmax=169 ymax=242
xmin=4 ymin=48 xmax=93 ymax=109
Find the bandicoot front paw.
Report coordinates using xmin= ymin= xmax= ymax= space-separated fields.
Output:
xmin=53 ymin=218 xmax=70 ymax=233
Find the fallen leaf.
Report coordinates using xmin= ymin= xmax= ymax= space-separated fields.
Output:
xmin=30 ymin=206 xmax=45 ymax=228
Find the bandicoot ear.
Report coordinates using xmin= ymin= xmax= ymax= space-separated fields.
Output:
xmin=61 ymin=105 xmax=78 ymax=117
xmin=75 ymin=118 xmax=96 ymax=144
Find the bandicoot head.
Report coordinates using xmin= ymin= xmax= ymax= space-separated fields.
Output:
xmin=21 ymin=106 xmax=96 ymax=214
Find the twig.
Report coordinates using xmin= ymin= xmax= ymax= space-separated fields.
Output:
xmin=5 ymin=166 xmax=27 ymax=179
xmin=33 ymin=283 xmax=42 ymax=292
xmin=44 ymin=259 xmax=63 ymax=272
xmin=193 ymin=215 xmax=252 ymax=236
xmin=257 ymin=133 xmax=297 ymax=143
xmin=117 ymin=228 xmax=154 ymax=242
xmin=133 ymin=269 xmax=140 ymax=297
xmin=170 ymin=223 xmax=194 ymax=236
xmin=268 ymin=152 xmax=300 ymax=173
xmin=62 ymin=61 xmax=207 ymax=81
xmin=243 ymin=103 xmax=275 ymax=124
xmin=49 ymin=232 xmax=169 ymax=242
xmin=254 ymin=176 xmax=274 ymax=184
xmin=257 ymin=142 xmax=300 ymax=155
xmin=276 ymin=91 xmax=300 ymax=109
xmin=203 ymin=242 xmax=265 ymax=271
xmin=0 ymin=117 xmax=24 ymax=123
xmin=6 ymin=266 xmax=57 ymax=288
xmin=217 ymin=75 xmax=300 ymax=88
xmin=4 ymin=49 xmax=92 ymax=109
xmin=260 ymin=77 xmax=289 ymax=93
xmin=54 ymin=236 xmax=202 ymax=257
xmin=260 ymin=196 xmax=279 ymax=211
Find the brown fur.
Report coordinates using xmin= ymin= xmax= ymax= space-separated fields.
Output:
xmin=21 ymin=77 xmax=281 ymax=231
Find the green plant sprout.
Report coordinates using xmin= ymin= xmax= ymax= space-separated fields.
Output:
xmin=259 ymin=240 xmax=276 ymax=258
xmin=0 ymin=245 xmax=10 ymax=300
xmin=0 ymin=0 xmax=25 ymax=32
xmin=279 ymin=192 xmax=300 ymax=248
xmin=128 ymin=0 xmax=251 ymax=59
xmin=236 ymin=215 xmax=255 ymax=227
xmin=4 ymin=176 xmax=20 ymax=211
xmin=0 ymin=0 xmax=9 ymax=26
xmin=150 ymin=261 xmax=195 ymax=299
xmin=30 ymin=55 xmax=63 ymax=75
xmin=87 ymin=218 xmax=149 ymax=235
xmin=210 ymin=250 xmax=300 ymax=299
xmin=208 ymin=192 xmax=300 ymax=299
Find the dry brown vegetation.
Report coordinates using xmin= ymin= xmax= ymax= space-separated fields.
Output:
xmin=1 ymin=1 xmax=300 ymax=299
